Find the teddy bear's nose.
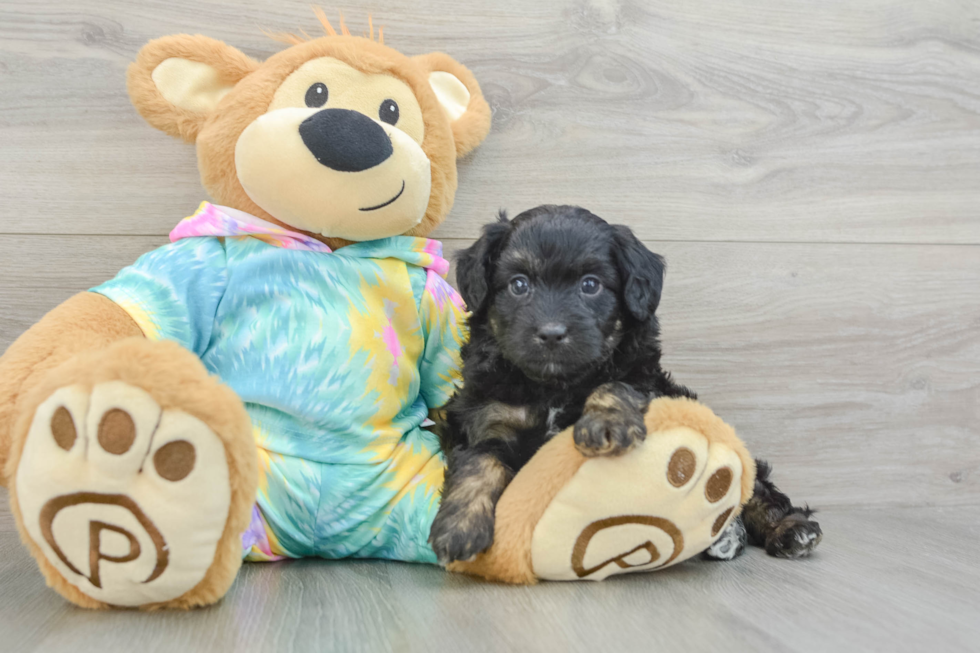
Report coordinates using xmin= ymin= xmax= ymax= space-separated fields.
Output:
xmin=299 ymin=108 xmax=394 ymax=173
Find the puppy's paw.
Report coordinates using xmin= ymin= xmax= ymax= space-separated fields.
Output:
xmin=429 ymin=504 xmax=496 ymax=564
xmin=703 ymin=515 xmax=747 ymax=561
xmin=574 ymin=410 xmax=646 ymax=457
xmin=765 ymin=511 xmax=823 ymax=558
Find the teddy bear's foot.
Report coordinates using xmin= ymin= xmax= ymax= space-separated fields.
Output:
xmin=15 ymin=382 xmax=232 ymax=606
xmin=7 ymin=338 xmax=256 ymax=609
xmin=530 ymin=412 xmax=749 ymax=580
xmin=449 ymin=397 xmax=755 ymax=583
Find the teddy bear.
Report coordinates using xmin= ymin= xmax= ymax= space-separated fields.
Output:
xmin=0 ymin=12 xmax=755 ymax=609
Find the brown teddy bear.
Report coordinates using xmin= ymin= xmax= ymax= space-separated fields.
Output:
xmin=0 ymin=13 xmax=754 ymax=609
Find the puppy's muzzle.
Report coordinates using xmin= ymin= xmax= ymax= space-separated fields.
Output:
xmin=299 ymin=109 xmax=393 ymax=172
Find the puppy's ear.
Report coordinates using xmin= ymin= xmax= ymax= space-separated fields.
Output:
xmin=612 ymin=225 xmax=665 ymax=321
xmin=455 ymin=212 xmax=512 ymax=311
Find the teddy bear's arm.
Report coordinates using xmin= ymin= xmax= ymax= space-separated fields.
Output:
xmin=0 ymin=292 xmax=142 ymax=484
xmin=89 ymin=238 xmax=229 ymax=356
xmin=417 ymin=271 xmax=468 ymax=411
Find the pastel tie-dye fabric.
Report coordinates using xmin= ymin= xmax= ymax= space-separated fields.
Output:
xmin=170 ymin=201 xmax=334 ymax=253
xmin=91 ymin=203 xmax=466 ymax=564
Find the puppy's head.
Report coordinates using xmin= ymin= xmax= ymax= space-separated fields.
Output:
xmin=456 ymin=205 xmax=665 ymax=383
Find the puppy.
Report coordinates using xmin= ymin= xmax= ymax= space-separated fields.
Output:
xmin=428 ymin=205 xmax=822 ymax=564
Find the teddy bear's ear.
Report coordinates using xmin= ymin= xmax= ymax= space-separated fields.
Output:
xmin=127 ymin=35 xmax=259 ymax=143
xmin=413 ymin=53 xmax=492 ymax=158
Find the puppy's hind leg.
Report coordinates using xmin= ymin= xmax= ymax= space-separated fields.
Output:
xmin=703 ymin=515 xmax=748 ymax=561
xmin=742 ymin=460 xmax=822 ymax=558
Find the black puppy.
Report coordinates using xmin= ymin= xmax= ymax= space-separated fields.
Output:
xmin=428 ymin=205 xmax=822 ymax=564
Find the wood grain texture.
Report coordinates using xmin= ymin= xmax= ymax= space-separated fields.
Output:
xmin=1 ymin=490 xmax=978 ymax=653
xmin=2 ymin=236 xmax=976 ymax=508
xmin=1 ymin=0 xmax=979 ymax=649
xmin=0 ymin=0 xmax=979 ymax=242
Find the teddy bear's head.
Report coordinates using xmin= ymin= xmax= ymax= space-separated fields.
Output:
xmin=127 ymin=14 xmax=491 ymax=247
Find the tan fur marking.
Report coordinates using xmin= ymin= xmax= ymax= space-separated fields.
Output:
xmin=583 ymin=384 xmax=633 ymax=414
xmin=448 ymin=455 xmax=510 ymax=509
xmin=466 ymin=402 xmax=533 ymax=444
xmin=585 ymin=394 xmax=622 ymax=412
xmin=500 ymin=249 xmax=541 ymax=275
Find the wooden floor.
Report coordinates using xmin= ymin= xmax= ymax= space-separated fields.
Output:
xmin=1 ymin=0 xmax=978 ymax=651
xmin=1 ymin=496 xmax=978 ymax=653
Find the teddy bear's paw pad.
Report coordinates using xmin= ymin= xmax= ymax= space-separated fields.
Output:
xmin=530 ymin=426 xmax=743 ymax=581
xmin=15 ymin=382 xmax=231 ymax=606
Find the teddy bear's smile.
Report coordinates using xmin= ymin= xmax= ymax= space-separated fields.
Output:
xmin=360 ymin=180 xmax=406 ymax=212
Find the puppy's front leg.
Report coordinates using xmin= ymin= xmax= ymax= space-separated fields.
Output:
xmin=574 ymin=382 xmax=650 ymax=457
xmin=429 ymin=445 xmax=513 ymax=564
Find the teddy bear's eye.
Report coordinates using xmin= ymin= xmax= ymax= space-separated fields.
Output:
xmin=379 ymin=99 xmax=399 ymax=125
xmin=305 ymin=83 xmax=328 ymax=108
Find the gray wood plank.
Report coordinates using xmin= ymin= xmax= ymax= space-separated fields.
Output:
xmin=0 ymin=235 xmax=169 ymax=342
xmin=1 ymin=235 xmax=977 ymax=509
xmin=1 ymin=0 xmax=979 ymax=242
xmin=1 ymin=489 xmax=977 ymax=653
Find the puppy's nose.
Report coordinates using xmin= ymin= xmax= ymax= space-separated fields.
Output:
xmin=299 ymin=109 xmax=393 ymax=172
xmin=536 ymin=323 xmax=568 ymax=345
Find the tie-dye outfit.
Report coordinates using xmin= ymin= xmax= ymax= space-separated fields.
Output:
xmin=92 ymin=202 xmax=466 ymax=564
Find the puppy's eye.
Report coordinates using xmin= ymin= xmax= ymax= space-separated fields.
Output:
xmin=509 ymin=276 xmax=530 ymax=296
xmin=305 ymin=83 xmax=328 ymax=108
xmin=581 ymin=276 xmax=602 ymax=295
xmin=379 ymin=99 xmax=400 ymax=125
